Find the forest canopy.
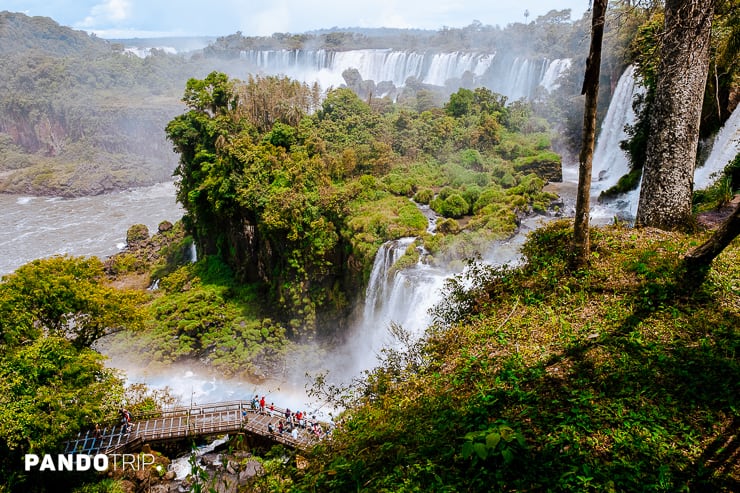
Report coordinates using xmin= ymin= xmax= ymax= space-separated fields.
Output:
xmin=165 ymin=72 xmax=561 ymax=337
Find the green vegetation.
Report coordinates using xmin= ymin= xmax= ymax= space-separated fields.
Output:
xmin=282 ymin=221 xmax=739 ymax=492
xmin=103 ymin=255 xmax=292 ymax=379
xmin=1 ymin=5 xmax=738 ymax=491
xmin=0 ymin=11 xmax=218 ymax=196
xmin=0 ymin=256 xmax=147 ymax=348
xmin=0 ymin=256 xmax=155 ymax=492
xmin=166 ymin=74 xmax=561 ymax=337
xmin=693 ymin=154 xmax=740 ymax=213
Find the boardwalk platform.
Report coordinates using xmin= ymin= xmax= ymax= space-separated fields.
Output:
xmin=63 ymin=400 xmax=321 ymax=455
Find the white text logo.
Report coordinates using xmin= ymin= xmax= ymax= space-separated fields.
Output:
xmin=24 ymin=454 xmax=156 ymax=472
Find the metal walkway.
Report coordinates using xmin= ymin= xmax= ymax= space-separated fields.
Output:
xmin=63 ymin=400 xmax=322 ymax=455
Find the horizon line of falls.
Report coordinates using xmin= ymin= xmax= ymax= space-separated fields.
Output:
xmin=238 ymin=48 xmax=571 ymax=101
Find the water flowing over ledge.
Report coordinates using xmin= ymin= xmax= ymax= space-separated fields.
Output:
xmin=238 ymin=48 xmax=571 ymax=101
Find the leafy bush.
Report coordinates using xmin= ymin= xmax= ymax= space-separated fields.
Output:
xmin=431 ymin=193 xmax=469 ymax=218
xmin=126 ymin=224 xmax=150 ymax=244
xmin=436 ymin=217 xmax=460 ymax=234
xmin=413 ymin=188 xmax=434 ymax=204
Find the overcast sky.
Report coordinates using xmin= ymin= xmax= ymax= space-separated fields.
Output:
xmin=5 ymin=0 xmax=591 ymax=38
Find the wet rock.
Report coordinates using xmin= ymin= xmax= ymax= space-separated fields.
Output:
xmin=119 ymin=479 xmax=136 ymax=493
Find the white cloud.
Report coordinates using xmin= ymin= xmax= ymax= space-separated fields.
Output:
xmin=77 ymin=0 xmax=132 ymax=28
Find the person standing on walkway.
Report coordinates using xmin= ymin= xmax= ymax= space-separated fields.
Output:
xmin=93 ymin=424 xmax=103 ymax=449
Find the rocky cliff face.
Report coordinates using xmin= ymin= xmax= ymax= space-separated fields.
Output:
xmin=0 ymin=12 xmax=193 ymax=196
xmin=0 ymin=102 xmax=184 ymax=196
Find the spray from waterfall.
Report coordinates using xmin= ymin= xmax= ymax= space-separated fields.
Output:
xmin=189 ymin=241 xmax=197 ymax=263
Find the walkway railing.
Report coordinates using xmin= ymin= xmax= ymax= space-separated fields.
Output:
xmin=63 ymin=400 xmax=324 ymax=455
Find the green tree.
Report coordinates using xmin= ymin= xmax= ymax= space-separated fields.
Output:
xmin=0 ymin=256 xmax=146 ymax=349
xmin=445 ymin=88 xmax=475 ymax=117
xmin=0 ymin=336 xmax=124 ymax=490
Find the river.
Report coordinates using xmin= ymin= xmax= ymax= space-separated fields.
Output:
xmin=0 ymin=182 xmax=183 ymax=277
xmin=1 ymin=178 xmax=568 ymax=413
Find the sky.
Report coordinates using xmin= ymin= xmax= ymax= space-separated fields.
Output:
xmin=4 ymin=0 xmax=591 ymax=38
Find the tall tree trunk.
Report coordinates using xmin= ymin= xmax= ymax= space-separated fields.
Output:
xmin=572 ymin=0 xmax=608 ymax=270
xmin=635 ymin=0 xmax=715 ymax=231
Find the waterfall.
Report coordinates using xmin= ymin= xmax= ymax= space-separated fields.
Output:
xmin=540 ymin=58 xmax=572 ymax=92
xmin=346 ymin=214 xmax=552 ymax=375
xmin=347 ymin=237 xmax=448 ymax=373
xmin=694 ymin=105 xmax=740 ymax=190
xmin=362 ymin=237 xmax=417 ymax=321
xmin=189 ymin=241 xmax=197 ymax=263
xmin=237 ymin=48 xmax=568 ymax=101
xmin=592 ymin=65 xmax=644 ymax=193
xmin=588 ymin=65 xmax=645 ymax=223
xmin=421 ymin=52 xmax=494 ymax=86
xmin=588 ymin=65 xmax=739 ymax=221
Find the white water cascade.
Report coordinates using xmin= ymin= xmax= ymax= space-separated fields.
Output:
xmin=694 ymin=104 xmax=740 ymax=190
xmin=238 ymin=49 xmax=570 ymax=101
xmin=592 ymin=65 xmax=643 ymax=194
xmin=588 ymin=65 xmax=645 ymax=223
xmin=189 ymin=241 xmax=198 ymax=263
xmin=540 ymin=58 xmax=572 ymax=92
xmin=586 ymin=65 xmax=740 ymax=223
xmin=343 ymin=214 xmax=551 ymax=377
xmin=493 ymin=57 xmax=550 ymax=101
xmin=346 ymin=237 xmax=449 ymax=375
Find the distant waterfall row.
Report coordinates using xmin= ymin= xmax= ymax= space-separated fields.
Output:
xmin=238 ymin=48 xmax=571 ymax=101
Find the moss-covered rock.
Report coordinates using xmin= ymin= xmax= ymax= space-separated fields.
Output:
xmin=513 ymin=150 xmax=562 ymax=182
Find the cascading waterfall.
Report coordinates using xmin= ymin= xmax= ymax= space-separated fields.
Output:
xmin=350 ymin=237 xmax=449 ymax=374
xmin=540 ymin=58 xmax=572 ymax=92
xmin=589 ymin=65 xmax=645 ymax=222
xmin=362 ymin=237 xmax=417 ymax=320
xmin=348 ymin=213 xmax=550 ymax=377
xmin=587 ymin=64 xmax=739 ymax=223
xmin=238 ymin=48 xmax=569 ymax=101
xmin=694 ymin=104 xmax=740 ymax=190
xmin=421 ymin=52 xmax=494 ymax=86
xmin=497 ymin=57 xmax=550 ymax=101
xmin=592 ymin=65 xmax=643 ymax=193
